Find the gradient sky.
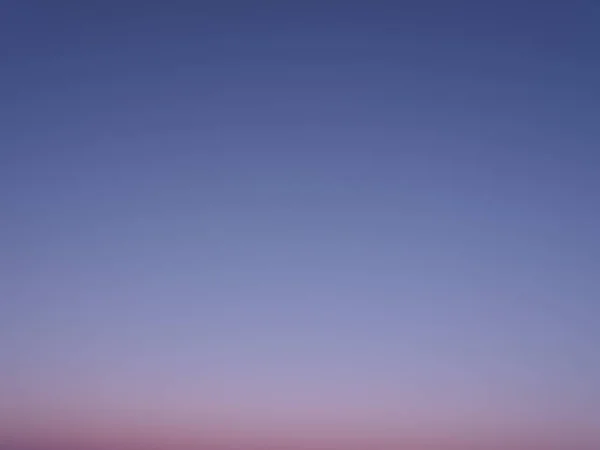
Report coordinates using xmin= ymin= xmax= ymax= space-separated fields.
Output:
xmin=1 ymin=1 xmax=599 ymax=448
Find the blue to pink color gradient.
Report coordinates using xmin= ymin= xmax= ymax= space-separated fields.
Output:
xmin=1 ymin=1 xmax=599 ymax=448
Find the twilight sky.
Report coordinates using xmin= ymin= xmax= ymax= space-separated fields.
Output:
xmin=1 ymin=1 xmax=599 ymax=448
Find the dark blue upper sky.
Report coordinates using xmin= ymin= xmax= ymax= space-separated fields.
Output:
xmin=1 ymin=1 xmax=599 ymax=445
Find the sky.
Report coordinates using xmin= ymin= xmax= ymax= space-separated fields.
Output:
xmin=1 ymin=1 xmax=599 ymax=449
